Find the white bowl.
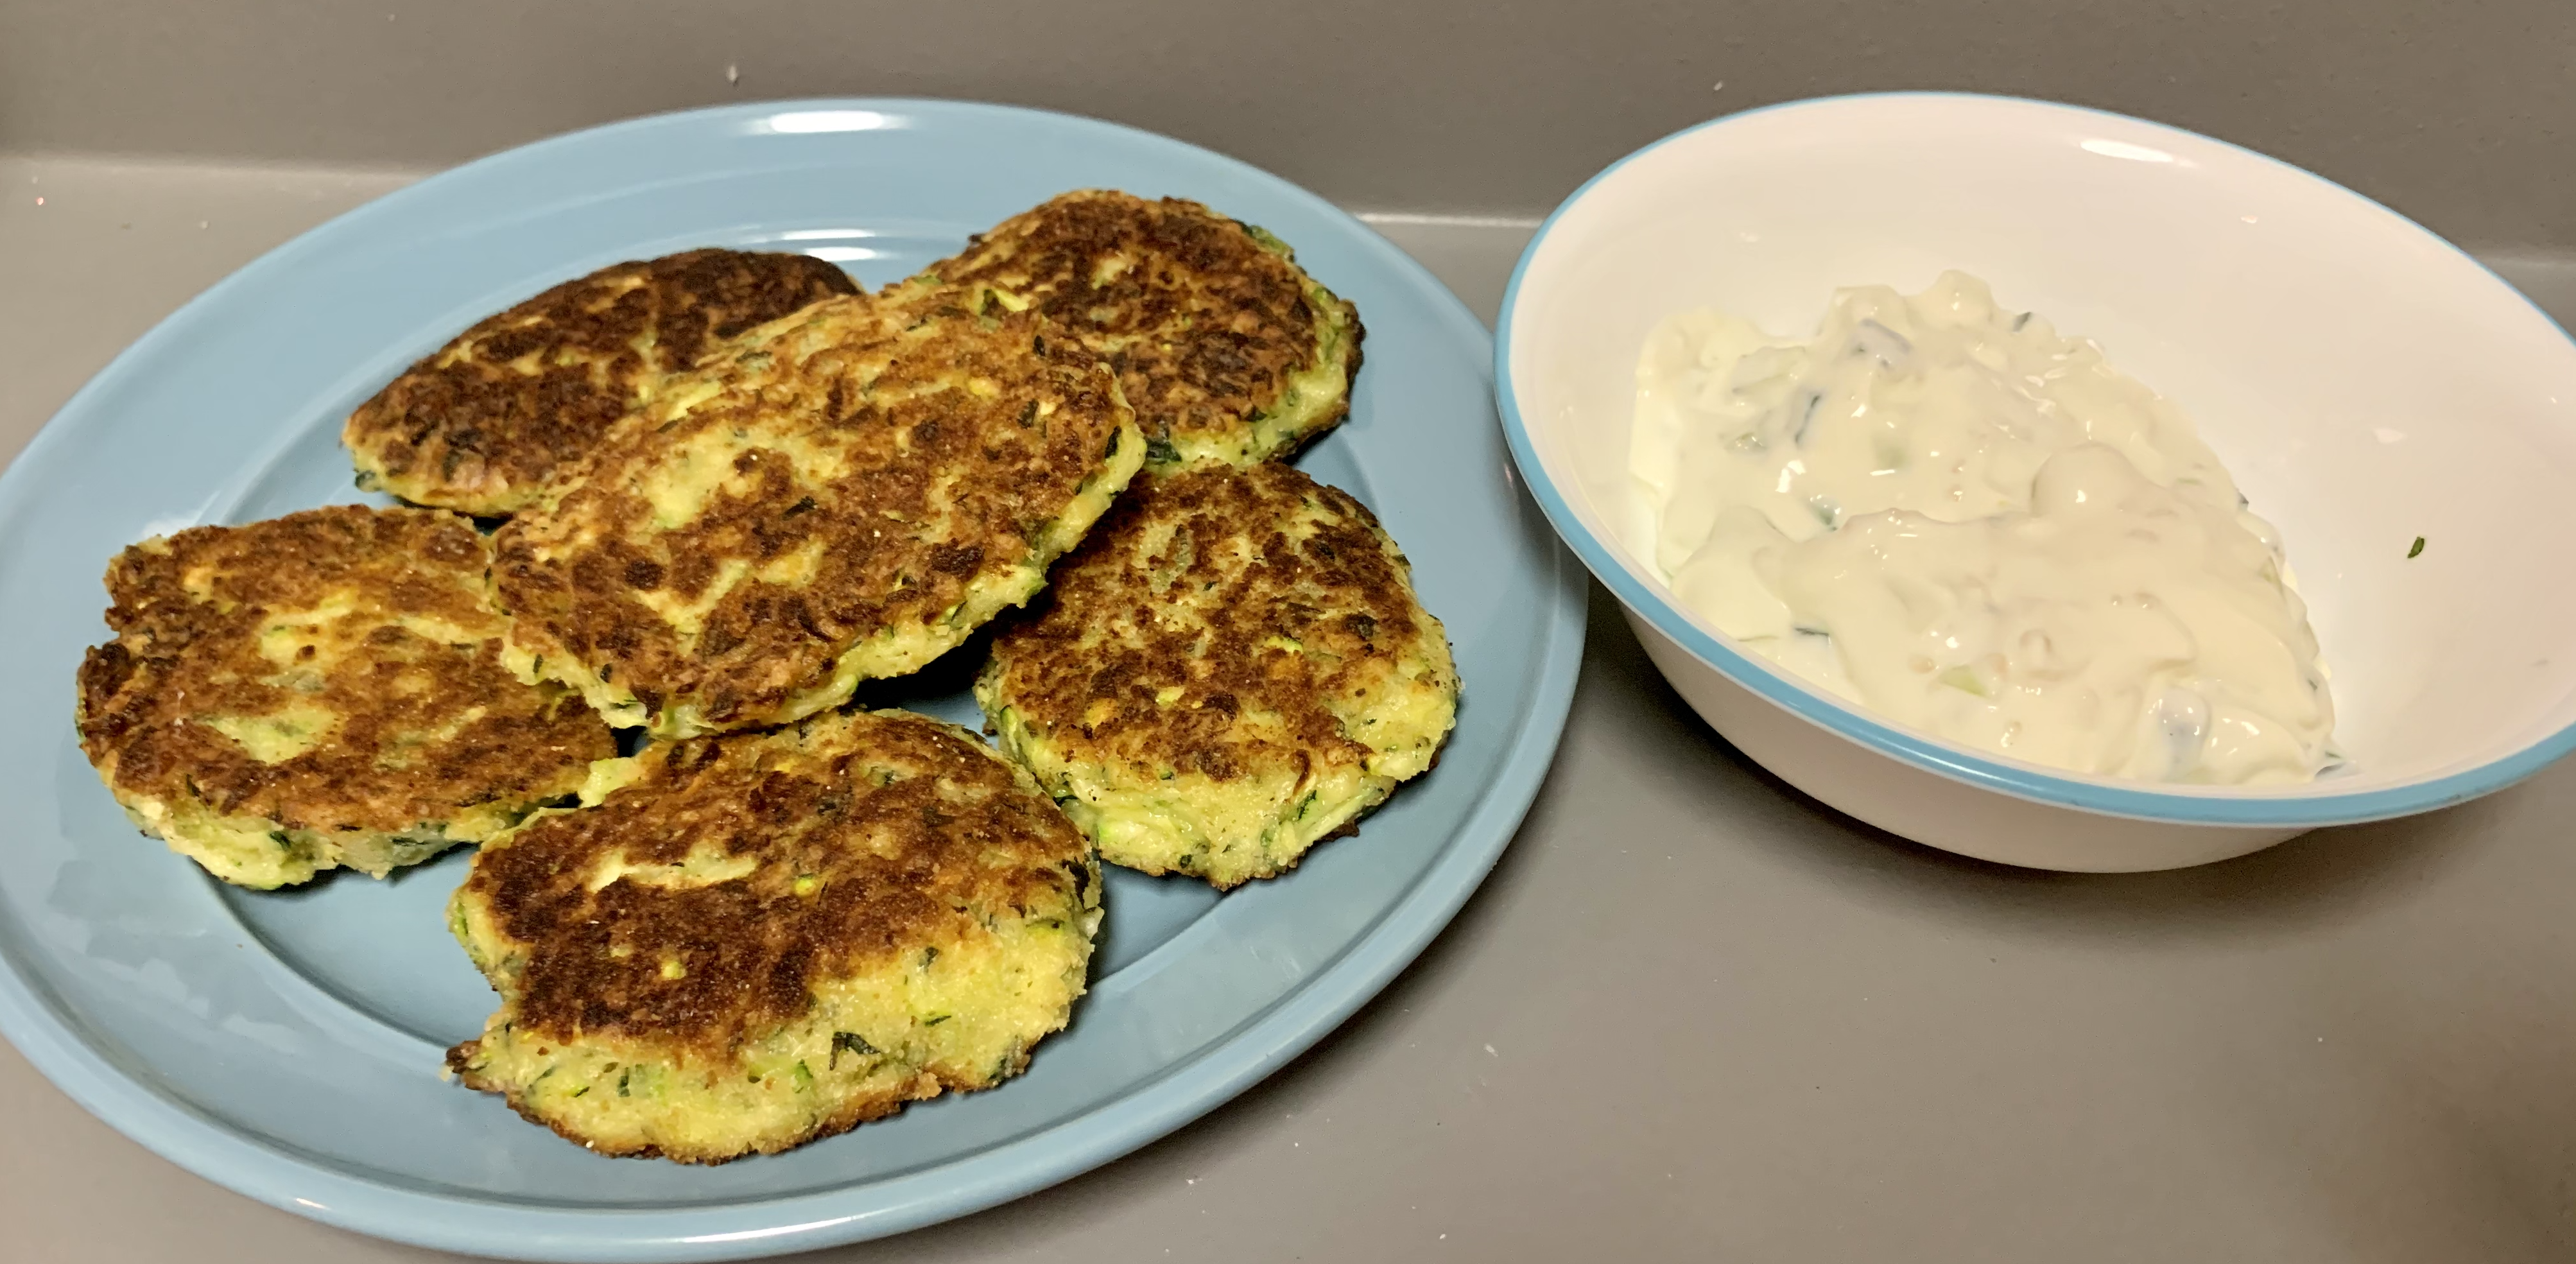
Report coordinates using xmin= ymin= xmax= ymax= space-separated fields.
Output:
xmin=1497 ymin=92 xmax=2576 ymax=872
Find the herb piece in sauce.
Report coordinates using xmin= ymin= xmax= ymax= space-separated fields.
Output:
xmin=1789 ymin=390 xmax=1823 ymax=447
xmin=1852 ymin=318 xmax=1913 ymax=368
xmin=2407 ymin=536 xmax=2426 ymax=559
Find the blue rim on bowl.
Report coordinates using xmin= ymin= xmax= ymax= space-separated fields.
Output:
xmin=1494 ymin=91 xmax=2576 ymax=829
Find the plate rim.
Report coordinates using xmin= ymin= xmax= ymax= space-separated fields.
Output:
xmin=0 ymin=96 xmax=1586 ymax=1261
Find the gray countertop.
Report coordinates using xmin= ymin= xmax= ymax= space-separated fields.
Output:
xmin=4 ymin=152 xmax=2573 ymax=1264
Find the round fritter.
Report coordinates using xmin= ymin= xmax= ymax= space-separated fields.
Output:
xmin=910 ymin=190 xmax=1363 ymax=467
xmin=345 ymin=248 xmax=859 ymax=516
xmin=445 ymin=707 xmax=1100 ymax=1164
xmin=492 ymin=284 xmax=1145 ymax=739
xmin=976 ymin=461 xmax=1458 ymax=889
xmin=74 ymin=506 xmax=618 ymax=890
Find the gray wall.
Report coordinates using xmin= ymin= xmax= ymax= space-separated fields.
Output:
xmin=4 ymin=0 xmax=2572 ymax=249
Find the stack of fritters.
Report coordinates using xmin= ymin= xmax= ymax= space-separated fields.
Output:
xmin=74 ymin=190 xmax=1453 ymax=1164
xmin=491 ymin=282 xmax=1143 ymax=738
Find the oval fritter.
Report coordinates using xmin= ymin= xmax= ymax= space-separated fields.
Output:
xmin=492 ymin=284 xmax=1145 ymax=739
xmin=445 ymin=707 xmax=1100 ymax=1164
xmin=74 ymin=506 xmax=618 ymax=890
xmin=976 ymin=461 xmax=1458 ymax=888
xmin=345 ymin=248 xmax=859 ymax=516
xmin=910 ymin=190 xmax=1362 ymax=467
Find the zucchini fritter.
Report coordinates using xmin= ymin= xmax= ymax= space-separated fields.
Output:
xmin=345 ymin=248 xmax=858 ymax=515
xmin=910 ymin=191 xmax=1362 ymax=467
xmin=977 ymin=462 xmax=1457 ymax=888
xmin=74 ymin=506 xmax=617 ymax=889
xmin=445 ymin=708 xmax=1100 ymax=1163
xmin=492 ymin=284 xmax=1144 ymax=739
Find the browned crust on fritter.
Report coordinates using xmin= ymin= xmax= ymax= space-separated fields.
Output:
xmin=985 ymin=462 xmax=1431 ymax=783
xmin=453 ymin=709 xmax=1089 ymax=1056
xmin=924 ymin=190 xmax=1358 ymax=452
xmin=492 ymin=287 xmax=1134 ymax=731
xmin=344 ymin=249 xmax=858 ymax=515
xmin=74 ymin=505 xmax=616 ymax=835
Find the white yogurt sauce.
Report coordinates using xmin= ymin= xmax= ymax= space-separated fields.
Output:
xmin=1632 ymin=271 xmax=2335 ymax=784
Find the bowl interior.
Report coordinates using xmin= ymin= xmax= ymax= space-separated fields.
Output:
xmin=1505 ymin=93 xmax=2576 ymax=798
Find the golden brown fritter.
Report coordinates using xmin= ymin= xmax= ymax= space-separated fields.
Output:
xmin=74 ymin=506 xmax=618 ymax=889
xmin=446 ymin=707 xmax=1100 ymax=1163
xmin=977 ymin=462 xmax=1458 ymax=888
xmin=910 ymin=191 xmax=1363 ymax=467
xmin=492 ymin=284 xmax=1143 ymax=739
xmin=345 ymin=248 xmax=859 ymax=515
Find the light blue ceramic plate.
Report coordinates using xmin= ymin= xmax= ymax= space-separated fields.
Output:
xmin=0 ymin=100 xmax=1584 ymax=1261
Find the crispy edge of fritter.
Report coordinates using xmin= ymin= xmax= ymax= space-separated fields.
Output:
xmin=985 ymin=709 xmax=1393 ymax=890
xmin=1186 ymin=220 xmax=1365 ymax=467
